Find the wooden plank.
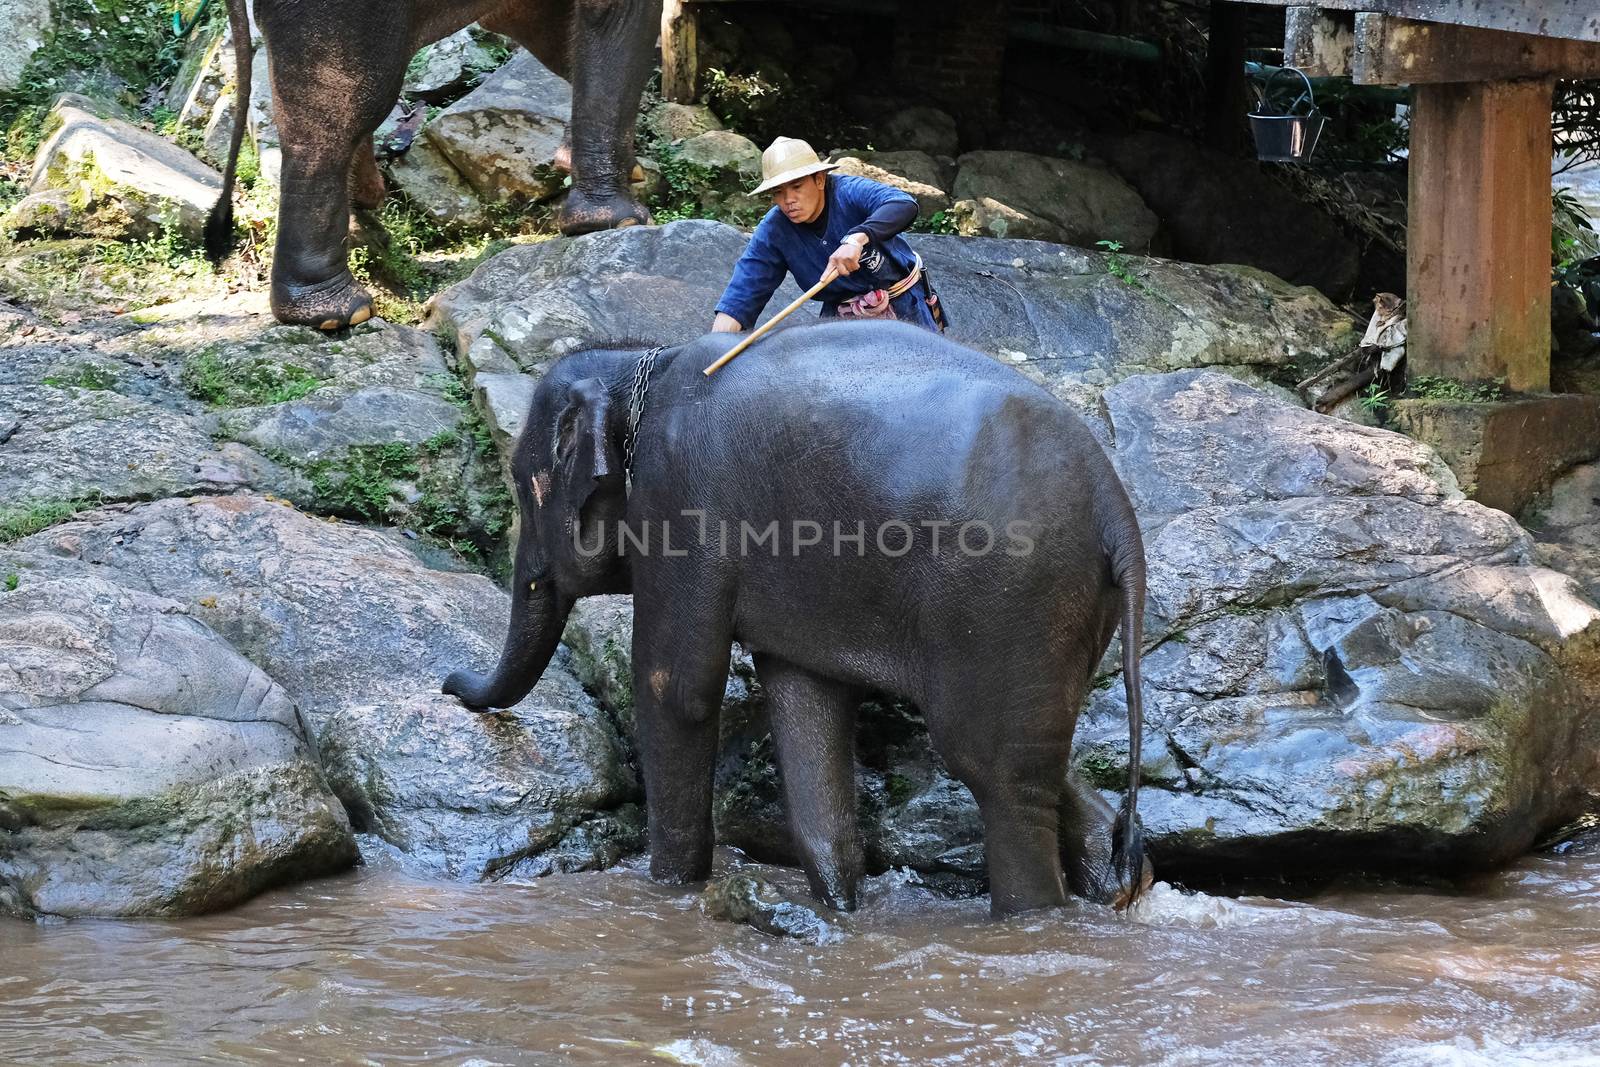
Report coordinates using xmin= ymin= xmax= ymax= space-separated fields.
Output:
xmin=1407 ymin=78 xmax=1553 ymax=392
xmin=1231 ymin=0 xmax=1598 ymax=44
xmin=1285 ymin=6 xmax=1354 ymax=76
xmin=1354 ymin=12 xmax=1600 ymax=84
xmin=661 ymin=0 xmax=697 ymax=103
xmin=1007 ymin=22 xmax=1162 ymax=61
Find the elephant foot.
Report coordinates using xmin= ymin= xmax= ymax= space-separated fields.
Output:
xmin=560 ymin=187 xmax=651 ymax=237
xmin=271 ymin=271 xmax=374 ymax=331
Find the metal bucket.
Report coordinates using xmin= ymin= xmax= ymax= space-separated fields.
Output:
xmin=1250 ymin=67 xmax=1327 ymax=163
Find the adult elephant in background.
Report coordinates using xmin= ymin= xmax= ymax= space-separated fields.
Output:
xmin=205 ymin=0 xmax=660 ymax=330
xmin=442 ymin=321 xmax=1153 ymax=918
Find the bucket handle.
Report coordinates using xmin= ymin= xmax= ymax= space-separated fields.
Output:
xmin=1253 ymin=66 xmax=1319 ymax=117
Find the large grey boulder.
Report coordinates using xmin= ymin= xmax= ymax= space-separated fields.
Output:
xmin=423 ymin=50 xmax=570 ymax=205
xmin=1071 ymin=371 xmax=1600 ymax=878
xmin=1103 ymin=132 xmax=1361 ymax=301
xmin=951 ymin=150 xmax=1159 ymax=252
xmin=20 ymin=95 xmax=223 ymax=240
xmin=0 ymin=0 xmax=51 ymax=95
xmin=11 ymin=495 xmax=636 ymax=880
xmin=644 ymin=101 xmax=724 ymax=144
xmin=0 ymin=571 xmax=357 ymax=918
xmin=425 ymin=220 xmax=1358 ymax=412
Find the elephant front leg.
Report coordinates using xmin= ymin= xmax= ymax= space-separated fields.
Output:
xmin=757 ymin=655 xmax=865 ymax=912
xmin=560 ymin=0 xmax=659 ymax=235
xmin=631 ymin=584 xmax=734 ymax=886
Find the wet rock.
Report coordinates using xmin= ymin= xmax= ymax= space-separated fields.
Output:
xmin=880 ymin=105 xmax=960 ymax=158
xmin=318 ymin=685 xmax=636 ymax=880
xmin=645 ymin=102 xmax=724 ymax=143
xmin=9 ymin=495 xmax=633 ymax=880
xmin=699 ymin=871 xmax=842 ymax=943
xmin=0 ymin=0 xmax=51 ymax=94
xmin=0 ymin=571 xmax=357 ymax=918
xmin=951 ymin=150 xmax=1158 ymax=252
xmin=1103 ymin=132 xmax=1362 ymax=300
xmin=1069 ymin=370 xmax=1600 ymax=880
xmin=423 ymin=50 xmax=570 ymax=205
xmin=831 ymin=151 xmax=951 ymax=217
xmin=427 ymin=220 xmax=1358 ymax=408
xmin=26 ymin=95 xmax=223 ymax=240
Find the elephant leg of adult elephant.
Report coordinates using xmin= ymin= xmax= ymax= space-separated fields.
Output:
xmin=756 ymin=654 xmax=865 ymax=912
xmin=630 ymin=582 xmax=735 ymax=886
xmin=258 ymin=6 xmax=409 ymax=329
xmin=561 ymin=0 xmax=658 ymax=235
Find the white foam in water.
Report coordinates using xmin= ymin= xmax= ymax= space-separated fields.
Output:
xmin=1127 ymin=881 xmax=1358 ymax=929
xmin=651 ymin=1038 xmax=752 ymax=1066
xmin=1390 ymin=1033 xmax=1600 ymax=1067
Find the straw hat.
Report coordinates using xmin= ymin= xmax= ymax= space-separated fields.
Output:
xmin=752 ymin=137 xmax=839 ymax=195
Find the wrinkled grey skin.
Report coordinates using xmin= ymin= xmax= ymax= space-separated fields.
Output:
xmin=206 ymin=0 xmax=658 ymax=328
xmin=444 ymin=322 xmax=1151 ymax=917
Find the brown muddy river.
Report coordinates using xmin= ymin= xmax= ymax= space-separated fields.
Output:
xmin=6 ymin=843 xmax=1600 ymax=1066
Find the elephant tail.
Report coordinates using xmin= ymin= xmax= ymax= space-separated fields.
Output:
xmin=1103 ymin=497 xmax=1151 ymax=911
xmin=204 ymin=0 xmax=254 ymax=263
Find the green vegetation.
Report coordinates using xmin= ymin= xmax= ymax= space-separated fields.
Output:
xmin=42 ymin=364 xmax=118 ymax=391
xmin=3 ymin=573 xmax=18 ymax=592
xmin=648 ymin=145 xmax=720 ymax=224
xmin=1096 ymin=240 xmax=1143 ymax=290
xmin=306 ymin=443 xmax=418 ymax=521
xmin=0 ymin=0 xmax=199 ymax=162
xmin=181 ymin=347 xmax=323 ymax=408
xmin=1359 ymin=383 xmax=1390 ymax=417
xmin=1406 ymin=375 xmax=1508 ymax=404
xmin=0 ymin=495 xmax=99 ymax=544
xmin=912 ymin=209 xmax=958 ymax=236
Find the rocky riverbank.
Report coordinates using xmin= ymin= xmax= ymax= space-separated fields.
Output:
xmin=5 ymin=23 xmax=1600 ymax=919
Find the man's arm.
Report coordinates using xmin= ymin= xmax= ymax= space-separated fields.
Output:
xmin=844 ymin=179 xmax=920 ymax=246
xmin=712 ymin=222 xmax=787 ymax=332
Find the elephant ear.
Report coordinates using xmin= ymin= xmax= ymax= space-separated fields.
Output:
xmin=553 ymin=377 xmax=620 ymax=511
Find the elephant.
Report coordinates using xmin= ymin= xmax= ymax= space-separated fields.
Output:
xmin=443 ymin=321 xmax=1152 ymax=917
xmin=204 ymin=0 xmax=660 ymax=330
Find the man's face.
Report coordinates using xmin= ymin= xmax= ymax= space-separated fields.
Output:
xmin=772 ymin=173 xmax=827 ymax=224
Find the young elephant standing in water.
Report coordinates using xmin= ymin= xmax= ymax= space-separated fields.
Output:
xmin=444 ymin=321 xmax=1151 ymax=916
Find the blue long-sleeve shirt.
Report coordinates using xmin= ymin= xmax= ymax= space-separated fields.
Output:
xmin=714 ymin=174 xmax=931 ymax=329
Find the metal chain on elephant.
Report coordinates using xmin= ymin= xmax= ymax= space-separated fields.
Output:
xmin=624 ymin=347 xmax=664 ymax=496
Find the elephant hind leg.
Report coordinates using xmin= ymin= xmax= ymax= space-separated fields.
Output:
xmin=257 ymin=4 xmax=410 ymax=328
xmin=756 ymin=654 xmax=865 ymax=912
xmin=925 ymin=674 xmax=1080 ymax=918
xmin=481 ymin=0 xmax=575 ymax=79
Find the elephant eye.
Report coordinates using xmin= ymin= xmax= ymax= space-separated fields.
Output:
xmin=554 ymin=407 xmax=580 ymax=463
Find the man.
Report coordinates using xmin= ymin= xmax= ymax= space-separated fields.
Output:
xmin=712 ymin=137 xmax=948 ymax=334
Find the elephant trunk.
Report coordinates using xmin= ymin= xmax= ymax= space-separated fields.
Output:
xmin=443 ymin=548 xmax=572 ymax=711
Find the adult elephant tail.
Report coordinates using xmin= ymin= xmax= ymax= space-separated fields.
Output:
xmin=1102 ymin=490 xmax=1151 ymax=911
xmin=203 ymin=0 xmax=254 ymax=262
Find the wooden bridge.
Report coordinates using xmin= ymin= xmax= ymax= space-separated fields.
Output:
xmin=662 ymin=0 xmax=1600 ymax=396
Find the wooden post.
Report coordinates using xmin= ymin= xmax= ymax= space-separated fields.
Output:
xmin=1406 ymin=78 xmax=1553 ymax=392
xmin=662 ymin=0 xmax=698 ymax=103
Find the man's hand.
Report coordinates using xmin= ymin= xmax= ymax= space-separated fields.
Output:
xmin=828 ymin=233 xmax=869 ymax=278
xmin=712 ymin=312 xmax=744 ymax=333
